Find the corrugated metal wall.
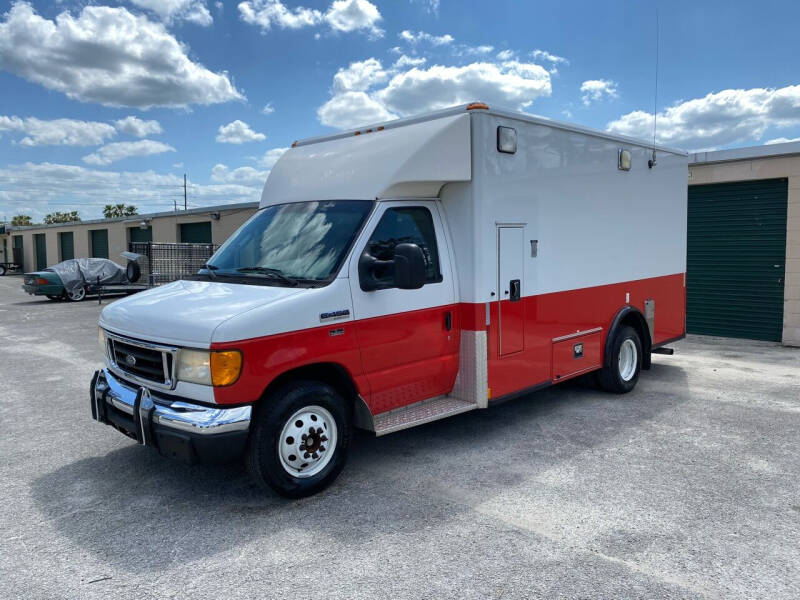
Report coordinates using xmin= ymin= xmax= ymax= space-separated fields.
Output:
xmin=687 ymin=178 xmax=788 ymax=341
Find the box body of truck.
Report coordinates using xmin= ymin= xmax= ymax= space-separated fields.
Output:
xmin=91 ymin=104 xmax=687 ymax=496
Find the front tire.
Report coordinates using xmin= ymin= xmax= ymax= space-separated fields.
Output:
xmin=598 ymin=325 xmax=642 ymax=393
xmin=0 ymin=265 xmax=6 ymax=276
xmin=246 ymin=380 xmax=350 ymax=498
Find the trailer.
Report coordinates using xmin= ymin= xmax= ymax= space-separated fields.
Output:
xmin=0 ymin=261 xmax=21 ymax=276
xmin=90 ymin=103 xmax=687 ymax=497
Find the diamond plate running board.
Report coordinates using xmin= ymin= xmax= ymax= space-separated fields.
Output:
xmin=373 ymin=396 xmax=478 ymax=436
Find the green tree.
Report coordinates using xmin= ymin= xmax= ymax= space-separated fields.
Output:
xmin=43 ymin=211 xmax=81 ymax=224
xmin=103 ymin=204 xmax=138 ymax=218
xmin=11 ymin=215 xmax=33 ymax=226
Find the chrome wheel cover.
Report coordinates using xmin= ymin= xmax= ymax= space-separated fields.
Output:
xmin=68 ymin=287 xmax=85 ymax=301
xmin=278 ymin=405 xmax=337 ymax=478
xmin=618 ymin=338 xmax=637 ymax=382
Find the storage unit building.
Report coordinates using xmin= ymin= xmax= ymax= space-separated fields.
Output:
xmin=689 ymin=142 xmax=800 ymax=346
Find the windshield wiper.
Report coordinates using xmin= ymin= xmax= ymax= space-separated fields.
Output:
xmin=202 ymin=263 xmax=218 ymax=279
xmin=236 ymin=266 xmax=298 ymax=286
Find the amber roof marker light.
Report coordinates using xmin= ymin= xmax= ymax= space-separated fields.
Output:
xmin=466 ymin=102 xmax=490 ymax=110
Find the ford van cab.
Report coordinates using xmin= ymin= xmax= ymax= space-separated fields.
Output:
xmin=91 ymin=103 xmax=687 ymax=497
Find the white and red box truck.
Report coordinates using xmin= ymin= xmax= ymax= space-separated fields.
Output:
xmin=91 ymin=103 xmax=687 ymax=496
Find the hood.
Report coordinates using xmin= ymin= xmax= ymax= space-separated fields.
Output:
xmin=99 ymin=279 xmax=305 ymax=347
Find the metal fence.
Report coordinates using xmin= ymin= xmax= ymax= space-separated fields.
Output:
xmin=128 ymin=242 xmax=219 ymax=285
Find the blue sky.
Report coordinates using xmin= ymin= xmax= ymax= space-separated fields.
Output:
xmin=1 ymin=0 xmax=799 ymax=221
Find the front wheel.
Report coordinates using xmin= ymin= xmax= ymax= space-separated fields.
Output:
xmin=0 ymin=265 xmax=6 ymax=276
xmin=66 ymin=286 xmax=86 ymax=302
xmin=597 ymin=325 xmax=642 ymax=393
xmin=246 ymin=381 xmax=350 ymax=498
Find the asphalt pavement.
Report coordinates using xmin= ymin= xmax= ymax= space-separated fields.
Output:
xmin=1 ymin=274 xmax=799 ymax=599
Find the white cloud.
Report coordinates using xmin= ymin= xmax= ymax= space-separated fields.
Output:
xmin=376 ymin=60 xmax=551 ymax=116
xmin=129 ymin=0 xmax=213 ymax=26
xmin=114 ymin=116 xmax=163 ymax=138
xmin=211 ymin=163 xmax=270 ymax=186
xmin=83 ymin=140 xmax=176 ymax=165
xmin=259 ymin=147 xmax=290 ymax=168
xmin=0 ymin=2 xmax=242 ymax=108
xmin=766 ymin=136 xmax=800 ymax=145
xmin=530 ymin=49 xmax=569 ymax=65
xmin=0 ymin=162 xmax=261 ymax=221
xmin=318 ymin=90 xmax=397 ymax=129
xmin=580 ymin=79 xmax=618 ymax=105
xmin=318 ymin=58 xmax=551 ymax=130
xmin=393 ymin=55 xmax=427 ymax=69
xmin=607 ymin=85 xmax=800 ymax=151
xmin=412 ymin=0 xmax=440 ymax=16
xmin=326 ymin=0 xmax=383 ymax=36
xmin=0 ymin=115 xmax=116 ymax=146
xmin=399 ymin=29 xmax=453 ymax=46
xmin=238 ymin=0 xmax=383 ymax=37
xmin=333 ymin=58 xmax=388 ymax=92
xmin=454 ymin=44 xmax=495 ymax=57
xmin=495 ymin=49 xmax=515 ymax=61
xmin=216 ymin=120 xmax=266 ymax=144
xmin=262 ymin=102 xmax=275 ymax=115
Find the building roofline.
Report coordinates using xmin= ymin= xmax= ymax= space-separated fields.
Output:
xmin=3 ymin=201 xmax=259 ymax=232
xmin=690 ymin=141 xmax=800 ymax=165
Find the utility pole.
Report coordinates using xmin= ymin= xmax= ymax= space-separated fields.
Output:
xmin=183 ymin=173 xmax=187 ymax=210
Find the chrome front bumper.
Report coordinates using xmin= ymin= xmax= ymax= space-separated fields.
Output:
xmin=90 ymin=368 xmax=251 ymax=463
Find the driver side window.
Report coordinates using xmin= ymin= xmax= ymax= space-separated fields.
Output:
xmin=364 ymin=207 xmax=442 ymax=288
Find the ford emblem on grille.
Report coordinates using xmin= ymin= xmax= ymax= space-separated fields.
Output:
xmin=125 ymin=354 xmax=137 ymax=366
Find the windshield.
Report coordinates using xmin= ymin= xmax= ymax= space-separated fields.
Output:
xmin=207 ymin=200 xmax=373 ymax=285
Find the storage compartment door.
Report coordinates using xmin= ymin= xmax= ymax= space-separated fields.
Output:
xmin=498 ymin=226 xmax=525 ymax=356
xmin=552 ymin=330 xmax=602 ymax=381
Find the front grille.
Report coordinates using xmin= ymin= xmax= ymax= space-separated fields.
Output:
xmin=109 ymin=337 xmax=174 ymax=387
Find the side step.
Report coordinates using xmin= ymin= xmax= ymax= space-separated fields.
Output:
xmin=373 ymin=396 xmax=478 ymax=436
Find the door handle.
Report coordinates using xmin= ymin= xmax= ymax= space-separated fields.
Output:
xmin=509 ymin=279 xmax=521 ymax=302
xmin=444 ymin=311 xmax=452 ymax=331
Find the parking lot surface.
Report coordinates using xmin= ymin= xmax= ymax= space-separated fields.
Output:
xmin=1 ymin=274 xmax=799 ymax=599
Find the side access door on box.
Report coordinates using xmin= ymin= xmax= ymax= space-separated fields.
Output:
xmin=348 ymin=201 xmax=459 ymax=415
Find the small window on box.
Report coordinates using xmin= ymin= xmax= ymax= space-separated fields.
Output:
xmin=497 ymin=126 xmax=517 ymax=154
xmin=618 ymin=148 xmax=632 ymax=171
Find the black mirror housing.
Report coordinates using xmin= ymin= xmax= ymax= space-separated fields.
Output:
xmin=393 ymin=243 xmax=426 ymax=289
xmin=358 ymin=242 xmax=427 ymax=291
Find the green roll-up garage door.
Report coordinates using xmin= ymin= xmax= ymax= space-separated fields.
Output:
xmin=34 ymin=233 xmax=47 ymax=270
xmin=687 ymin=178 xmax=787 ymax=341
xmin=179 ymin=222 xmax=212 ymax=243
xmin=59 ymin=231 xmax=74 ymax=261
xmin=90 ymin=229 xmax=109 ymax=258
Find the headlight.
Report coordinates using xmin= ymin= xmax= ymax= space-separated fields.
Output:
xmin=177 ymin=349 xmax=242 ymax=387
xmin=98 ymin=328 xmax=108 ymax=359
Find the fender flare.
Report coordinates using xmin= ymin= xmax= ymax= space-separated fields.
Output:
xmin=604 ymin=306 xmax=652 ymax=370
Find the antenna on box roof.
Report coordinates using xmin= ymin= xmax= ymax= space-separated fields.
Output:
xmin=648 ymin=8 xmax=659 ymax=169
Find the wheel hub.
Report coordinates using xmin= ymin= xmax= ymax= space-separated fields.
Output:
xmin=278 ymin=405 xmax=337 ymax=478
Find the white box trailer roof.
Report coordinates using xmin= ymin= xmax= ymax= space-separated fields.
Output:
xmin=263 ymin=103 xmax=688 ymax=305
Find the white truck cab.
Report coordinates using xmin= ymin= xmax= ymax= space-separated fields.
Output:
xmin=91 ymin=103 xmax=688 ymax=497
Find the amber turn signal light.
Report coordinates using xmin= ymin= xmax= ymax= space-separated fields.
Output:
xmin=210 ymin=350 xmax=243 ymax=387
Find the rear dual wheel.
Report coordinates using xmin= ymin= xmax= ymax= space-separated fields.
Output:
xmin=247 ymin=381 xmax=350 ymax=498
xmin=597 ymin=325 xmax=642 ymax=393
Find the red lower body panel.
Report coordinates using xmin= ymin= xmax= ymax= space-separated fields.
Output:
xmin=211 ymin=273 xmax=685 ymax=410
xmin=468 ymin=273 xmax=686 ymax=399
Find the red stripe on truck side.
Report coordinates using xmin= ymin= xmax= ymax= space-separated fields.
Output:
xmin=211 ymin=272 xmax=685 ymax=409
xmin=478 ymin=272 xmax=686 ymax=398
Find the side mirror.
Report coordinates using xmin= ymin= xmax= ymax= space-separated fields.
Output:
xmin=358 ymin=242 xmax=426 ymax=291
xmin=393 ymin=243 xmax=426 ymax=290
